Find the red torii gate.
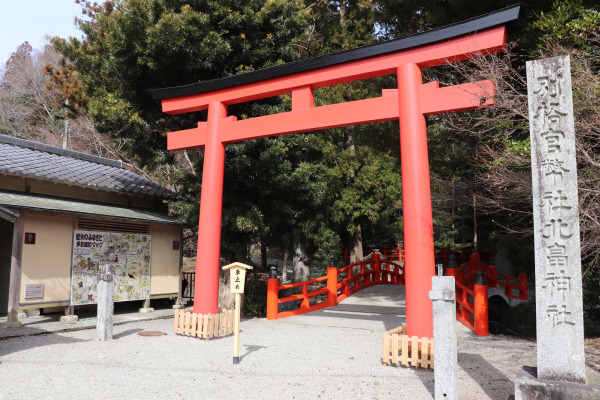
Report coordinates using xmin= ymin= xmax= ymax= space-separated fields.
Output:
xmin=152 ymin=6 xmax=520 ymax=339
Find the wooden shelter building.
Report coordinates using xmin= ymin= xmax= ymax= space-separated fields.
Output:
xmin=0 ymin=134 xmax=182 ymax=323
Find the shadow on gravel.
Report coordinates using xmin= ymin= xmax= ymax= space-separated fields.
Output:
xmin=458 ymin=352 xmax=512 ymax=398
xmin=414 ymin=369 xmax=435 ymax=398
xmin=329 ymin=290 xmax=406 ymax=331
xmin=0 ymin=332 xmax=90 ymax=358
xmin=241 ymin=344 xmax=267 ymax=361
xmin=113 ymin=328 xmax=143 ymax=339
xmin=316 ymin=309 xmax=405 ymax=331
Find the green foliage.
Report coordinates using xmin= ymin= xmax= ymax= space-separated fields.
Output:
xmin=534 ymin=1 xmax=600 ymax=49
xmin=53 ymin=0 xmax=311 ymax=167
xmin=329 ymin=145 xmax=402 ymax=234
xmin=242 ymin=273 xmax=267 ymax=317
xmin=45 ymin=2 xmax=600 ymax=311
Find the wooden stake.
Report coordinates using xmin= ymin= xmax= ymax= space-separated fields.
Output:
xmin=233 ymin=293 xmax=241 ymax=364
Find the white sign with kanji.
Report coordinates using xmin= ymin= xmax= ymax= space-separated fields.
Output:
xmin=222 ymin=262 xmax=253 ymax=294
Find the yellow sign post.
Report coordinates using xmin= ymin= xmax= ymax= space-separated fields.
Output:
xmin=222 ymin=262 xmax=253 ymax=365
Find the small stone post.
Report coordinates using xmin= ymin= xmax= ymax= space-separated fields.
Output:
xmin=429 ymin=272 xmax=457 ymax=400
xmin=97 ymin=265 xmax=115 ymax=341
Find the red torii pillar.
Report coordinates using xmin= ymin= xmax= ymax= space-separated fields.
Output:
xmin=398 ymin=63 xmax=435 ymax=337
xmin=151 ymin=6 xmax=518 ymax=339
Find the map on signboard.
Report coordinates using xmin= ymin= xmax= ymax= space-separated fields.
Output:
xmin=70 ymin=231 xmax=151 ymax=305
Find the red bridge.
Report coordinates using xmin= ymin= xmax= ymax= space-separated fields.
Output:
xmin=266 ymin=251 xmax=527 ymax=336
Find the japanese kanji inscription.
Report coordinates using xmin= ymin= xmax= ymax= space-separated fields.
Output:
xmin=527 ymin=55 xmax=585 ymax=383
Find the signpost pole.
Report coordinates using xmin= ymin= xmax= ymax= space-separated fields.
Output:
xmin=233 ymin=292 xmax=241 ymax=365
xmin=222 ymin=262 xmax=253 ymax=365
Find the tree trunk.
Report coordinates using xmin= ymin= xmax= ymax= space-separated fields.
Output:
xmin=282 ymin=249 xmax=289 ymax=283
xmin=345 ymin=126 xmax=362 ymax=263
xmin=349 ymin=223 xmax=363 ymax=264
xmin=292 ymin=237 xmax=309 ymax=282
xmin=261 ymin=241 xmax=268 ymax=270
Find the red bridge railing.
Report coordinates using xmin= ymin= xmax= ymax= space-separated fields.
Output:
xmin=448 ymin=253 xmax=528 ymax=336
xmin=453 ymin=253 xmax=527 ymax=301
xmin=266 ymin=250 xmax=527 ymax=337
xmin=453 ymin=274 xmax=489 ymax=336
xmin=267 ymin=253 xmax=404 ymax=320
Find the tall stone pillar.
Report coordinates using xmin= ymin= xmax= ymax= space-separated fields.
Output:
xmin=515 ymin=55 xmax=600 ymax=399
xmin=528 ymin=55 xmax=584 ymax=382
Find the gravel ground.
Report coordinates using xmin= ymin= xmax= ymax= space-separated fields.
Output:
xmin=0 ymin=285 xmax=549 ymax=400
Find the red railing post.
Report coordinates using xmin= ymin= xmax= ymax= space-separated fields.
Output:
xmin=373 ymin=252 xmax=381 ymax=284
xmin=266 ymin=266 xmax=279 ymax=320
xmin=359 ymin=261 xmax=367 ymax=286
xmin=518 ymin=273 xmax=528 ymax=300
xmin=446 ymin=254 xmax=458 ymax=279
xmin=461 ymin=289 xmax=470 ymax=323
xmin=301 ymin=284 xmax=309 ymax=309
xmin=345 ymin=267 xmax=352 ymax=296
xmin=474 ymin=271 xmax=489 ymax=336
xmin=327 ymin=256 xmax=338 ymax=307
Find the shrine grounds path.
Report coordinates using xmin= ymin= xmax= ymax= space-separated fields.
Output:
xmin=0 ymin=285 xmax=591 ymax=400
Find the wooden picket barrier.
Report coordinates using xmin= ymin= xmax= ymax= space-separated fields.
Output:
xmin=382 ymin=325 xmax=434 ymax=369
xmin=174 ymin=308 xmax=234 ymax=340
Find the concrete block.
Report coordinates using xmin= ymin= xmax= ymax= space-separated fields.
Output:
xmin=17 ymin=312 xmax=27 ymax=320
xmin=60 ymin=315 xmax=79 ymax=324
xmin=138 ymin=307 xmax=155 ymax=314
xmin=515 ymin=366 xmax=600 ymax=400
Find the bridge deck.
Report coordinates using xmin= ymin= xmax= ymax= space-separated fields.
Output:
xmin=288 ymin=284 xmax=407 ymax=332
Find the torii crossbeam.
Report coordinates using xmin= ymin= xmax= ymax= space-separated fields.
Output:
xmin=152 ymin=6 xmax=520 ymax=339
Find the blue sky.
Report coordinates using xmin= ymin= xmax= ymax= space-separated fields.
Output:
xmin=0 ymin=0 xmax=84 ymax=66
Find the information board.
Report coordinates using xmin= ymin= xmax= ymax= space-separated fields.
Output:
xmin=70 ymin=231 xmax=151 ymax=305
xmin=24 ymin=284 xmax=44 ymax=299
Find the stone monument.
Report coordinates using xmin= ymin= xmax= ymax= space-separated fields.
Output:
xmin=97 ymin=264 xmax=115 ymax=341
xmin=514 ymin=55 xmax=600 ymax=399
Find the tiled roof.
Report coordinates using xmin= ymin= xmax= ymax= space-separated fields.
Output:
xmin=0 ymin=190 xmax=179 ymax=225
xmin=0 ymin=134 xmax=176 ymax=200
